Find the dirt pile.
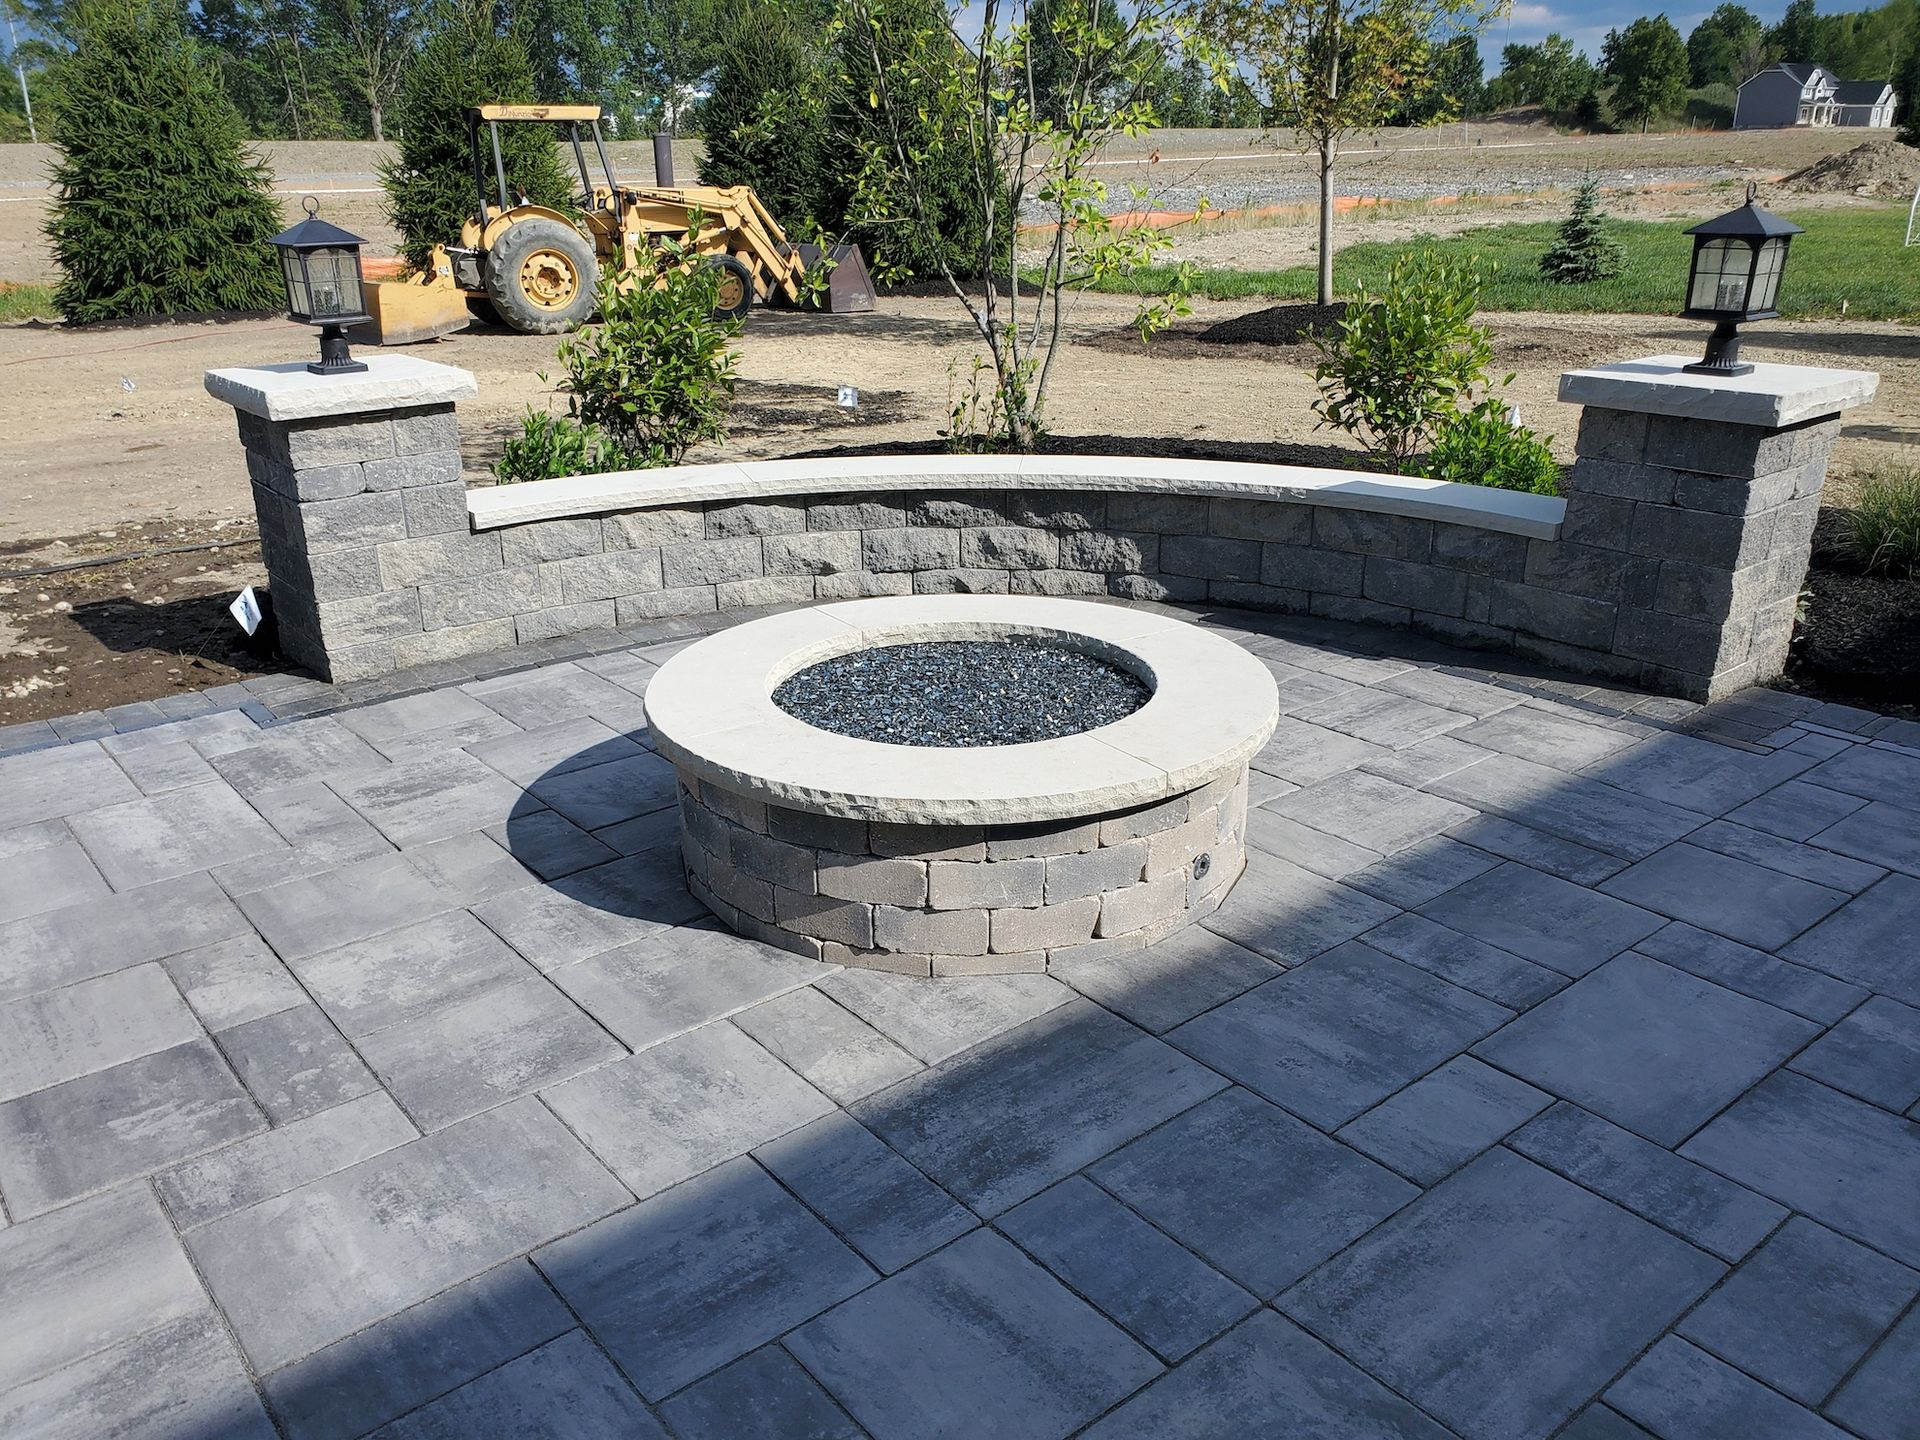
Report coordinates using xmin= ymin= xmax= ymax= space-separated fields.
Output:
xmin=1198 ymin=302 xmax=1348 ymax=347
xmin=1783 ymin=139 xmax=1920 ymax=197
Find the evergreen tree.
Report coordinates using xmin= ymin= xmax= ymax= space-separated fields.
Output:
xmin=380 ymin=0 xmax=573 ymax=269
xmin=1539 ymin=172 xmax=1623 ymax=283
xmin=47 ymin=0 xmax=284 ymax=322
xmin=1768 ymin=0 xmax=1819 ymax=61
xmin=1686 ymin=3 xmax=1761 ymax=88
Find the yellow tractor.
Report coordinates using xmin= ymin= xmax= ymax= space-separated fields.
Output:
xmin=363 ymin=103 xmax=873 ymax=344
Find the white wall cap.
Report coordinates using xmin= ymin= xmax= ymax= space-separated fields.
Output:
xmin=204 ymin=355 xmax=479 ymax=422
xmin=468 ymin=453 xmax=1567 ymax=540
xmin=1558 ymin=355 xmax=1878 ymax=428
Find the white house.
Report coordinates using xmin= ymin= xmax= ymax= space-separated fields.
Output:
xmin=1734 ymin=63 xmax=1898 ymax=129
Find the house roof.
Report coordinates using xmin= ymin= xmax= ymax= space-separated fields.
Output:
xmin=1834 ymin=80 xmax=1893 ymax=103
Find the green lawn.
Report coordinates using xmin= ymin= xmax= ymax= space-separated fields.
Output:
xmin=0 ymin=284 xmax=58 ymax=323
xmin=1092 ymin=206 xmax=1920 ymax=322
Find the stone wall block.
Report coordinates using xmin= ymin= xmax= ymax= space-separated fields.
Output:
xmin=418 ymin=567 xmax=544 ymax=630
xmin=363 ymin=450 xmax=461 ymax=492
xmin=1012 ymin=570 xmax=1109 ymax=597
xmin=731 ymin=829 xmax=818 ymax=893
xmin=1651 ymin=559 xmax=1768 ymax=619
xmin=863 ymin=527 xmax=960 ymax=573
xmin=961 ymin=526 xmax=1058 ymax=570
xmin=499 ymin=518 xmax=604 ymax=566
xmin=1312 ymin=508 xmax=1433 ymax=562
xmin=1414 ymin=613 xmax=1513 ymax=653
xmin=809 ymin=497 xmax=906 ymax=531
xmin=662 ymin=537 xmax=764 ymax=587
xmin=1767 ymin=496 xmax=1822 ymax=561
xmin=389 ymin=405 xmax=461 ymax=456
xmin=1046 ymin=840 xmax=1148 ymax=903
xmin=321 ymin=638 xmax=397 ymax=684
xmin=1058 ymin=529 xmax=1159 ymax=573
xmin=1160 ymin=534 xmax=1262 ymax=582
xmin=769 ymin=806 xmax=869 ymax=853
xmin=616 ymin=587 xmax=716 ymax=622
xmin=1430 ymin=524 xmax=1530 ymax=576
xmin=289 ymin=491 xmax=409 ymax=555
xmin=763 ymin=531 xmax=861 ymax=576
xmin=708 ymin=860 xmax=777 ymax=924
xmin=933 ymin=951 xmax=1047 ymax=976
xmin=1568 ymin=457 xmax=1677 ymax=505
xmin=283 ymin=415 xmax=397 ymax=469
xmin=870 ymin=823 xmax=985 ymax=861
xmin=911 ymin=494 xmax=1011 ymax=529
xmin=775 ymin=890 xmax=874 ymax=947
xmin=1106 ymin=493 xmax=1210 ymax=534
xmin=313 ymin=589 xmax=422 ymax=648
xmin=1209 ymin=498 xmax=1313 ymax=544
xmin=1629 ymin=504 xmax=1774 ymax=569
xmin=1210 ymin=581 xmax=1307 ymax=612
xmin=1098 ymin=793 xmax=1190 ymax=847
xmin=391 ymin=616 xmax=517 ymax=670
xmin=1310 ymin=594 xmax=1412 ymax=628
xmin=706 ymin=501 xmax=806 ymax=538
xmin=1557 ymin=493 xmax=1637 ymax=551
xmin=1107 ymin=573 xmax=1207 ymax=603
xmin=873 ymin=905 xmax=988 ymax=956
xmin=985 ymin=818 xmax=1102 ymax=861
xmin=815 ymin=571 xmax=913 ymax=600
xmin=1008 ymin=493 xmax=1106 ymax=531
xmin=307 ymin=546 xmax=385 ymax=603
xmin=1146 ymin=812 xmax=1216 ymax=877
xmin=1097 ymin=872 xmax=1187 ymax=938
xmin=516 ymin=602 xmax=616 ymax=644
xmin=928 ymin=858 xmax=1044 ymax=910
xmin=1261 ymin=543 xmax=1364 ymax=596
xmin=818 ymin=854 xmax=929 ymax=906
xmin=377 ymin=531 xmax=503 ymax=588
xmin=1486 ymin=580 xmax=1618 ymax=651
xmin=913 ymin=568 xmax=1009 ymax=595
xmin=554 ymin=548 xmax=664 ymax=603
xmin=282 ymin=461 xmax=368 ymax=504
xmin=717 ymin=576 xmax=816 ymax=609
xmin=1613 ymin=605 xmax=1753 ymax=675
xmin=700 ymin=784 xmax=768 ymax=834
xmin=603 ymin=507 xmax=705 ymax=548
xmin=1644 ymin=413 xmax=1839 ymax=480
xmin=1363 ymin=557 xmax=1468 ymax=617
xmin=403 ymin=481 xmax=470 ymax=537
xmin=1670 ymin=468 xmax=1799 ymax=517
xmin=989 ymin=898 xmax=1099 ymax=953
xmin=1573 ymin=407 xmax=1649 ymax=464
xmin=1523 ymin=541 xmax=1660 ymax=608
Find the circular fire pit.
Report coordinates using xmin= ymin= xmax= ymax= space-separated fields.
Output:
xmin=642 ymin=596 xmax=1279 ymax=975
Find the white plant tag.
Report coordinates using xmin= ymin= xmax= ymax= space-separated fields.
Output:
xmin=837 ymin=385 xmax=859 ymax=409
xmin=230 ymin=586 xmax=262 ymax=636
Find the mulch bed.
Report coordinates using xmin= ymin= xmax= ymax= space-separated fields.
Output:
xmin=1781 ymin=515 xmax=1920 ymax=717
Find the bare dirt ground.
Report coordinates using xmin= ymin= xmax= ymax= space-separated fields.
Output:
xmin=1 ymin=121 xmax=1913 ymax=721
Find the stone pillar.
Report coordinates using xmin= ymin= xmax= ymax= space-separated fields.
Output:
xmin=205 ymin=356 xmax=479 ymax=683
xmin=1556 ymin=355 xmax=1877 ymax=702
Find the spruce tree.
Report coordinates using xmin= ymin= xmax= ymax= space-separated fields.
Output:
xmin=46 ymin=0 xmax=284 ymax=324
xmin=381 ymin=0 xmax=574 ymax=270
xmin=1539 ymin=173 xmax=1624 ymax=284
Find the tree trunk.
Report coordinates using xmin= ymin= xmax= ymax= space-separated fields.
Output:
xmin=369 ymin=99 xmax=384 ymax=142
xmin=1317 ymin=135 xmax=1335 ymax=306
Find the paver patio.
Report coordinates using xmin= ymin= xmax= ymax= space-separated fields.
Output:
xmin=1 ymin=600 xmax=1917 ymax=1440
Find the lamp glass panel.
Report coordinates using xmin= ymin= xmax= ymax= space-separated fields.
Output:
xmin=1748 ymin=238 xmax=1787 ymax=312
xmin=307 ymin=247 xmax=357 ymax=317
xmin=279 ymin=247 xmax=311 ymax=318
xmin=1688 ymin=238 xmax=1750 ymax=313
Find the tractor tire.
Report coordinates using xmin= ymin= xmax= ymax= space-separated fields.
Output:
xmin=466 ymin=296 xmax=504 ymax=327
xmin=485 ymin=219 xmax=598 ymax=335
xmin=706 ymin=254 xmax=754 ymax=322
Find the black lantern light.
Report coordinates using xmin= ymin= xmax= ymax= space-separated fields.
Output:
xmin=267 ymin=196 xmax=371 ymax=375
xmin=1680 ymin=182 xmax=1802 ymax=378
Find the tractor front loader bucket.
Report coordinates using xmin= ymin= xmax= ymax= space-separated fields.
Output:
xmin=790 ymin=242 xmax=876 ymax=314
xmin=354 ymin=256 xmax=473 ymax=346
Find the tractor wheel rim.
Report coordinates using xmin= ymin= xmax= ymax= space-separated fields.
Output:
xmin=715 ymin=271 xmax=746 ymax=312
xmin=520 ymin=249 xmax=580 ymax=310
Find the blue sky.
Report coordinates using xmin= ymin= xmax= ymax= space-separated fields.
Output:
xmin=1496 ymin=0 xmax=1840 ymax=68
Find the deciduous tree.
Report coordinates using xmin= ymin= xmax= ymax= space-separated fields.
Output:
xmin=1686 ymin=3 xmax=1760 ymax=88
xmin=1607 ymin=13 xmax=1687 ymax=133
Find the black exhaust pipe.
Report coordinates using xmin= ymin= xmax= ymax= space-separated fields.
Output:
xmin=652 ymin=134 xmax=675 ymax=187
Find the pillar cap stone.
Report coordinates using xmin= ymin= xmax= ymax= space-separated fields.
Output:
xmin=205 ymin=354 xmax=478 ymax=422
xmin=1558 ymin=354 xmax=1877 ymax=428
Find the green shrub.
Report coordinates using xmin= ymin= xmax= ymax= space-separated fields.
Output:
xmin=495 ymin=408 xmax=625 ymax=485
xmin=1844 ymin=466 xmax=1920 ymax=576
xmin=1539 ymin=173 xmax=1625 ymax=285
xmin=1311 ymin=249 xmax=1496 ymax=469
xmin=47 ymin=0 xmax=284 ymax=324
xmin=381 ymin=0 xmax=574 ymax=271
xmin=1419 ymin=401 xmax=1563 ymax=495
xmin=495 ymin=232 xmax=742 ymax=482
